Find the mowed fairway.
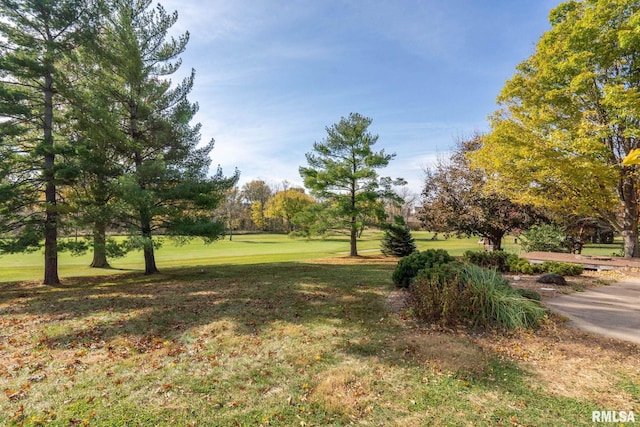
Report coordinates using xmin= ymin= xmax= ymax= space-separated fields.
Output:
xmin=0 ymin=232 xmax=637 ymax=426
xmin=0 ymin=232 xmax=498 ymax=283
xmin=0 ymin=231 xmax=620 ymax=283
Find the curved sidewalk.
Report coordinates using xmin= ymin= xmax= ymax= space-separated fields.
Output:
xmin=544 ymin=278 xmax=640 ymax=345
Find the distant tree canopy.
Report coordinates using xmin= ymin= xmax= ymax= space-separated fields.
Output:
xmin=242 ymin=180 xmax=273 ymax=231
xmin=419 ymin=135 xmax=547 ymax=250
xmin=470 ymin=0 xmax=640 ymax=257
xmin=299 ymin=113 xmax=404 ymax=256
xmin=264 ymin=189 xmax=314 ymax=233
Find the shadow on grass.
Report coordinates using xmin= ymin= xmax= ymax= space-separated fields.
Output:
xmin=2 ymin=260 xmax=601 ymax=423
xmin=0 ymin=262 xmax=520 ymax=380
xmin=0 ymin=262 xmax=402 ymax=355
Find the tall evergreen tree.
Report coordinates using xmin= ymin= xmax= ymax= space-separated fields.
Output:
xmin=98 ymin=0 xmax=236 ymax=274
xmin=0 ymin=0 xmax=100 ymax=284
xmin=300 ymin=113 xmax=404 ymax=256
xmin=64 ymin=57 xmax=128 ymax=268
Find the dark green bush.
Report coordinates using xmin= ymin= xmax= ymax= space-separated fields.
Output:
xmin=392 ymin=249 xmax=455 ymax=288
xmin=409 ymin=263 xmax=546 ymax=329
xmin=462 ymin=250 xmax=518 ymax=272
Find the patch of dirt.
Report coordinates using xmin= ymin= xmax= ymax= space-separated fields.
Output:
xmin=310 ymin=366 xmax=373 ymax=416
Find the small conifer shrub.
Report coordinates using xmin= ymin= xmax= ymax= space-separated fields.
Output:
xmin=381 ymin=216 xmax=416 ymax=257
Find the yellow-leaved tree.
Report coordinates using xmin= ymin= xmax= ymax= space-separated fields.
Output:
xmin=264 ymin=189 xmax=314 ymax=233
xmin=471 ymin=0 xmax=640 ymax=257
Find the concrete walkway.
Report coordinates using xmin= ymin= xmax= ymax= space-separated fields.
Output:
xmin=545 ymin=278 xmax=640 ymax=345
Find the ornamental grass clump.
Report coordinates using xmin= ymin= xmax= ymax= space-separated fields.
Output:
xmin=409 ymin=263 xmax=546 ymax=329
xmin=461 ymin=265 xmax=546 ymax=329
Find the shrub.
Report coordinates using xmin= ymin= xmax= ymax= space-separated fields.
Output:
xmin=519 ymin=224 xmax=567 ymax=253
xmin=409 ymin=262 xmax=467 ymax=324
xmin=409 ymin=263 xmax=546 ymax=329
xmin=380 ymin=216 xmax=416 ymax=257
xmin=541 ymin=261 xmax=584 ymax=276
xmin=508 ymin=258 xmax=543 ymax=275
xmin=462 ymin=250 xmax=518 ymax=272
xmin=464 ymin=251 xmax=581 ymax=276
xmin=505 ymin=258 xmax=583 ymax=276
xmin=392 ymin=249 xmax=455 ymax=288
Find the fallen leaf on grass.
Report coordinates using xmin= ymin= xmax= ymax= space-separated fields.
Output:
xmin=5 ymin=383 xmax=30 ymax=400
xmin=11 ymin=404 xmax=24 ymax=422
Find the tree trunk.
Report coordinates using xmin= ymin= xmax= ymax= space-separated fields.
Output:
xmin=350 ymin=217 xmax=358 ymax=257
xmin=43 ymin=68 xmax=60 ymax=285
xmin=143 ymin=243 xmax=158 ymax=274
xmin=489 ymin=231 xmax=504 ymax=251
xmin=349 ymin=178 xmax=358 ymax=256
xmin=286 ymin=214 xmax=294 ymax=234
xmin=620 ymin=172 xmax=639 ymax=258
xmin=90 ymin=222 xmax=110 ymax=268
xmin=44 ymin=181 xmax=59 ymax=285
xmin=141 ymin=211 xmax=159 ymax=274
xmin=139 ymin=209 xmax=159 ymax=275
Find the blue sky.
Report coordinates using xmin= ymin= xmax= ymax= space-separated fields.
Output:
xmin=161 ymin=0 xmax=561 ymax=195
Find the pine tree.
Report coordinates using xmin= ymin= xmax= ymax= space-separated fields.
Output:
xmin=381 ymin=216 xmax=416 ymax=257
xmin=300 ymin=113 xmax=405 ymax=256
xmin=0 ymin=0 xmax=100 ymax=284
xmin=64 ymin=65 xmax=128 ymax=268
xmin=97 ymin=0 xmax=237 ymax=274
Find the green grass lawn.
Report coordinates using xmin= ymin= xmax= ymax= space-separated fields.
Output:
xmin=0 ymin=231 xmax=623 ymax=283
xmin=0 ymin=232 xmax=636 ymax=426
xmin=0 ymin=233 xmax=357 ymax=283
xmin=1 ymin=260 xmax=637 ymax=426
